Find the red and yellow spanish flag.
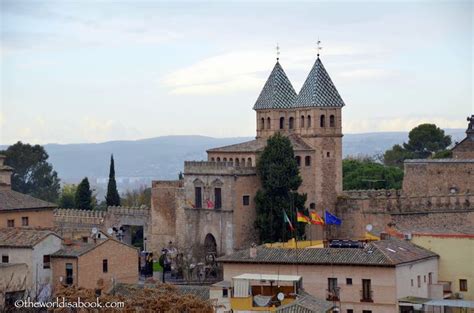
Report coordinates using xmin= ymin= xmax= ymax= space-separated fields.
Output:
xmin=310 ymin=211 xmax=325 ymax=225
xmin=297 ymin=212 xmax=310 ymax=224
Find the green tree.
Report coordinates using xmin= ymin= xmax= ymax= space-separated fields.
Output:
xmin=384 ymin=124 xmax=452 ymax=167
xmin=105 ymin=154 xmax=120 ymax=206
xmin=254 ymin=133 xmax=306 ymax=243
xmin=343 ymin=158 xmax=404 ymax=190
xmin=2 ymin=142 xmax=60 ymax=202
xmin=58 ymin=184 xmax=77 ymax=208
xmin=121 ymin=187 xmax=151 ymax=207
xmin=75 ymin=177 xmax=93 ymax=210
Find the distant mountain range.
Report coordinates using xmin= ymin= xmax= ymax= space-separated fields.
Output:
xmin=1 ymin=129 xmax=466 ymax=195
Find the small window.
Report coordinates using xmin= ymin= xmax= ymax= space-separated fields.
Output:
xmin=460 ymin=279 xmax=468 ymax=292
xmin=211 ymin=157 xmax=215 ymax=162
xmin=300 ymin=116 xmax=305 ymax=128
xmin=229 ymin=158 xmax=233 ymax=163
xmin=103 ymin=259 xmax=108 ymax=273
xmin=21 ymin=217 xmax=29 ymax=226
xmin=195 ymin=187 xmax=202 ymax=208
xmin=305 ymin=156 xmax=311 ymax=166
xmin=260 ymin=117 xmax=265 ymax=130
xmin=235 ymin=158 xmax=240 ymax=165
xmin=279 ymin=117 xmax=285 ymax=129
xmin=289 ymin=117 xmax=294 ymax=129
xmin=7 ymin=219 xmax=14 ymax=227
xmin=362 ymin=311 xmax=372 ymax=313
xmin=243 ymin=195 xmax=250 ymax=206
xmin=2 ymin=255 xmax=9 ymax=263
xmin=43 ymin=255 xmax=50 ymax=269
xmin=223 ymin=288 xmax=228 ymax=298
xmin=295 ymin=156 xmax=301 ymax=167
xmin=320 ymin=115 xmax=325 ymax=127
xmin=307 ymin=115 xmax=312 ymax=128
xmin=428 ymin=272 xmax=433 ymax=284
xmin=330 ymin=114 xmax=335 ymax=127
xmin=326 ymin=152 xmax=330 ymax=157
xmin=223 ymin=157 xmax=227 ymax=162
xmin=411 ymin=279 xmax=414 ymax=287
xmin=424 ymin=275 xmax=426 ymax=283
xmin=214 ymin=188 xmax=222 ymax=209
xmin=82 ymin=236 xmax=88 ymax=243
xmin=266 ymin=117 xmax=271 ymax=129
xmin=417 ymin=275 xmax=421 ymax=288
xmin=347 ymin=310 xmax=354 ymax=313
xmin=346 ymin=278 xmax=352 ymax=285
xmin=216 ymin=157 xmax=221 ymax=162
xmin=247 ymin=158 xmax=252 ymax=167
xmin=310 ymin=203 xmax=315 ymax=209
xmin=66 ymin=263 xmax=73 ymax=285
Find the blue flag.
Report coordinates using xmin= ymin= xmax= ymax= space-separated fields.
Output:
xmin=324 ymin=211 xmax=342 ymax=225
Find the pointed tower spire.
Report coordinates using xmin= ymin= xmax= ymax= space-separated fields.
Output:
xmin=253 ymin=48 xmax=297 ymax=110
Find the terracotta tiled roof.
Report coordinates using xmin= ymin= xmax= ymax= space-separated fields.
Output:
xmin=218 ymin=239 xmax=437 ymax=267
xmin=0 ymin=189 xmax=57 ymax=211
xmin=276 ymin=291 xmax=333 ymax=313
xmin=51 ymin=238 xmax=137 ymax=258
xmin=0 ymin=228 xmax=60 ymax=248
xmin=207 ymin=135 xmax=313 ymax=153
xmin=253 ymin=62 xmax=297 ymax=110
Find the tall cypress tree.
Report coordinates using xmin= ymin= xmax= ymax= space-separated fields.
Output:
xmin=75 ymin=177 xmax=93 ymax=210
xmin=106 ymin=154 xmax=121 ymax=206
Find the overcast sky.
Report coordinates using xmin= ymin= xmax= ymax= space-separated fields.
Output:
xmin=1 ymin=0 xmax=472 ymax=145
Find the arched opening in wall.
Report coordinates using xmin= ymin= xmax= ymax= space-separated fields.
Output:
xmin=295 ymin=156 xmax=301 ymax=167
xmin=247 ymin=158 xmax=252 ymax=166
xmin=307 ymin=115 xmax=312 ymax=128
xmin=260 ymin=118 xmax=265 ymax=130
xmin=216 ymin=157 xmax=221 ymax=162
xmin=223 ymin=157 xmax=227 ymax=162
xmin=330 ymin=115 xmax=335 ymax=127
xmin=310 ymin=203 xmax=316 ymax=210
xmin=211 ymin=157 xmax=215 ymax=162
xmin=235 ymin=158 xmax=240 ymax=166
xmin=229 ymin=158 xmax=233 ymax=163
xmin=204 ymin=233 xmax=217 ymax=254
xmin=289 ymin=117 xmax=294 ymax=129
xmin=300 ymin=116 xmax=305 ymax=128
xmin=267 ymin=117 xmax=271 ymax=129
xmin=241 ymin=158 xmax=245 ymax=165
xmin=279 ymin=117 xmax=285 ymax=129
xmin=305 ymin=156 xmax=311 ymax=166
xmin=320 ymin=115 xmax=325 ymax=127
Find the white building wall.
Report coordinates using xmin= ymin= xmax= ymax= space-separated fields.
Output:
xmin=395 ymin=257 xmax=439 ymax=299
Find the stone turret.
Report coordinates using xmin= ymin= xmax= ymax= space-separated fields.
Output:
xmin=452 ymin=115 xmax=474 ymax=159
xmin=0 ymin=155 xmax=13 ymax=190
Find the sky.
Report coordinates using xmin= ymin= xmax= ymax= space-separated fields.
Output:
xmin=1 ymin=0 xmax=473 ymax=145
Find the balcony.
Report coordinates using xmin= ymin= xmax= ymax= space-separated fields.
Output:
xmin=360 ymin=289 xmax=374 ymax=303
xmin=438 ymin=281 xmax=452 ymax=299
xmin=326 ymin=288 xmax=340 ymax=301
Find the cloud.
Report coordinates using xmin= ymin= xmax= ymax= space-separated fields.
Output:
xmin=81 ymin=117 xmax=142 ymax=143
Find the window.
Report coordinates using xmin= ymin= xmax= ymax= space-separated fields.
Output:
xmin=216 ymin=157 xmax=221 ymax=162
xmin=417 ymin=275 xmax=421 ymax=288
xmin=223 ymin=288 xmax=228 ymax=298
xmin=21 ymin=217 xmax=29 ymax=226
xmin=66 ymin=263 xmax=73 ymax=285
xmin=2 ymin=255 xmax=9 ymax=263
xmin=223 ymin=157 xmax=227 ymax=162
xmin=295 ymin=156 xmax=301 ymax=167
xmin=289 ymin=117 xmax=294 ymax=129
xmin=347 ymin=310 xmax=354 ymax=313
xmin=195 ymin=187 xmax=202 ymax=208
xmin=307 ymin=115 xmax=311 ymax=128
xmin=247 ymin=158 xmax=252 ymax=167
xmin=7 ymin=219 xmax=14 ymax=227
xmin=327 ymin=278 xmax=339 ymax=300
xmin=235 ymin=158 xmax=240 ymax=166
xmin=424 ymin=275 xmax=426 ymax=283
xmin=326 ymin=152 xmax=330 ymax=157
xmin=361 ymin=279 xmax=372 ymax=302
xmin=229 ymin=158 xmax=233 ymax=163
xmin=362 ymin=311 xmax=372 ymax=313
xmin=279 ymin=117 xmax=285 ymax=129
xmin=103 ymin=259 xmax=108 ymax=273
xmin=260 ymin=117 xmax=265 ymax=130
xmin=301 ymin=116 xmax=305 ymax=128
xmin=310 ymin=203 xmax=315 ymax=209
xmin=267 ymin=117 xmax=271 ymax=129
xmin=330 ymin=114 xmax=335 ymax=127
xmin=320 ymin=115 xmax=325 ymax=127
xmin=211 ymin=157 xmax=215 ymax=162
xmin=346 ymin=278 xmax=352 ymax=285
xmin=82 ymin=236 xmax=88 ymax=243
xmin=43 ymin=255 xmax=50 ymax=269
xmin=411 ymin=279 xmax=414 ymax=287
xmin=460 ymin=279 xmax=468 ymax=292
xmin=428 ymin=272 xmax=433 ymax=284
xmin=214 ymin=188 xmax=222 ymax=209
xmin=305 ymin=156 xmax=311 ymax=166
xmin=241 ymin=158 xmax=245 ymax=165
xmin=243 ymin=195 xmax=250 ymax=206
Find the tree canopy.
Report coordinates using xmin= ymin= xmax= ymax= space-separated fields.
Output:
xmin=384 ymin=124 xmax=452 ymax=167
xmin=58 ymin=184 xmax=77 ymax=209
xmin=75 ymin=177 xmax=93 ymax=210
xmin=105 ymin=154 xmax=121 ymax=206
xmin=343 ymin=158 xmax=404 ymax=190
xmin=254 ymin=133 xmax=306 ymax=243
xmin=2 ymin=142 xmax=60 ymax=202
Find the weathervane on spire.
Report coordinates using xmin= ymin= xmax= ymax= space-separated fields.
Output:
xmin=276 ymin=43 xmax=280 ymax=61
xmin=317 ymin=38 xmax=322 ymax=58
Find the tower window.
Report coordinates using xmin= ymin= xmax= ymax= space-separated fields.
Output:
xmin=267 ymin=117 xmax=271 ymax=129
xmin=320 ymin=115 xmax=325 ymax=127
xmin=216 ymin=157 xmax=221 ymax=162
xmin=195 ymin=187 xmax=202 ymax=208
xmin=307 ymin=115 xmax=312 ymax=128
xmin=289 ymin=117 xmax=294 ymax=129
xmin=305 ymin=156 xmax=311 ymax=166
xmin=241 ymin=158 xmax=245 ymax=165
xmin=223 ymin=157 xmax=227 ymax=162
xmin=211 ymin=157 xmax=215 ymax=162
xmin=243 ymin=195 xmax=250 ymax=206
xmin=301 ymin=116 xmax=305 ymax=128
xmin=279 ymin=117 xmax=285 ymax=129
xmin=310 ymin=203 xmax=315 ymax=209
xmin=260 ymin=117 xmax=265 ymax=130
xmin=235 ymin=158 xmax=240 ymax=165
xmin=330 ymin=115 xmax=335 ymax=127
xmin=295 ymin=156 xmax=301 ymax=167
xmin=214 ymin=188 xmax=222 ymax=209
xmin=103 ymin=259 xmax=108 ymax=273
xmin=247 ymin=158 xmax=252 ymax=167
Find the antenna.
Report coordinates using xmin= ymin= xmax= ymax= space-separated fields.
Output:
xmin=317 ymin=38 xmax=322 ymax=58
xmin=276 ymin=43 xmax=280 ymax=61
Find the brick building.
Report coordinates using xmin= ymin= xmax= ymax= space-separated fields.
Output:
xmin=50 ymin=238 xmax=139 ymax=291
xmin=0 ymin=155 xmax=57 ymax=229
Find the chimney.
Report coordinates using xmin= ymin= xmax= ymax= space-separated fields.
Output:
xmin=0 ymin=155 xmax=13 ymax=190
xmin=249 ymin=243 xmax=257 ymax=258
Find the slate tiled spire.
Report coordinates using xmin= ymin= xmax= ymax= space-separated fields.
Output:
xmin=294 ymin=57 xmax=345 ymax=108
xmin=253 ymin=62 xmax=297 ymax=110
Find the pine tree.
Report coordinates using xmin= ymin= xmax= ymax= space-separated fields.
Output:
xmin=75 ymin=177 xmax=93 ymax=210
xmin=254 ymin=133 xmax=306 ymax=243
xmin=106 ymin=154 xmax=121 ymax=206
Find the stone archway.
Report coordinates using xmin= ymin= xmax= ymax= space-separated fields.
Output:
xmin=204 ymin=233 xmax=217 ymax=254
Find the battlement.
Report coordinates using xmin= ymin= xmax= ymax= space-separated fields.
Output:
xmin=152 ymin=180 xmax=183 ymax=188
xmin=184 ymin=161 xmax=256 ymax=175
xmin=342 ymin=189 xmax=401 ymax=199
xmin=107 ymin=205 xmax=150 ymax=216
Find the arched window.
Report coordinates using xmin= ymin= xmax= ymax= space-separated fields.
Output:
xmin=204 ymin=233 xmax=217 ymax=253
xmin=310 ymin=203 xmax=316 ymax=210
xmin=307 ymin=115 xmax=312 ymax=128
xmin=223 ymin=157 xmax=227 ymax=162
xmin=247 ymin=158 xmax=252 ymax=166
xmin=211 ymin=157 xmax=215 ymax=162
xmin=300 ymin=116 xmax=305 ymax=128
xmin=330 ymin=115 xmax=335 ymax=127
xmin=229 ymin=158 xmax=233 ymax=163
xmin=216 ymin=157 xmax=221 ymax=162
xmin=289 ymin=117 xmax=294 ymax=129
xmin=320 ymin=115 xmax=325 ymax=127
xmin=267 ymin=117 xmax=271 ymax=129
xmin=260 ymin=117 xmax=265 ymax=130
xmin=241 ymin=158 xmax=245 ymax=165
xmin=279 ymin=117 xmax=285 ymax=129
xmin=305 ymin=156 xmax=311 ymax=166
xmin=295 ymin=156 xmax=301 ymax=167
xmin=235 ymin=158 xmax=240 ymax=165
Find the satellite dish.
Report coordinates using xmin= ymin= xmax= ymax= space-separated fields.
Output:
xmin=366 ymin=224 xmax=373 ymax=232
xmin=107 ymin=228 xmax=114 ymax=235
xmin=91 ymin=227 xmax=98 ymax=234
xmin=277 ymin=292 xmax=285 ymax=301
